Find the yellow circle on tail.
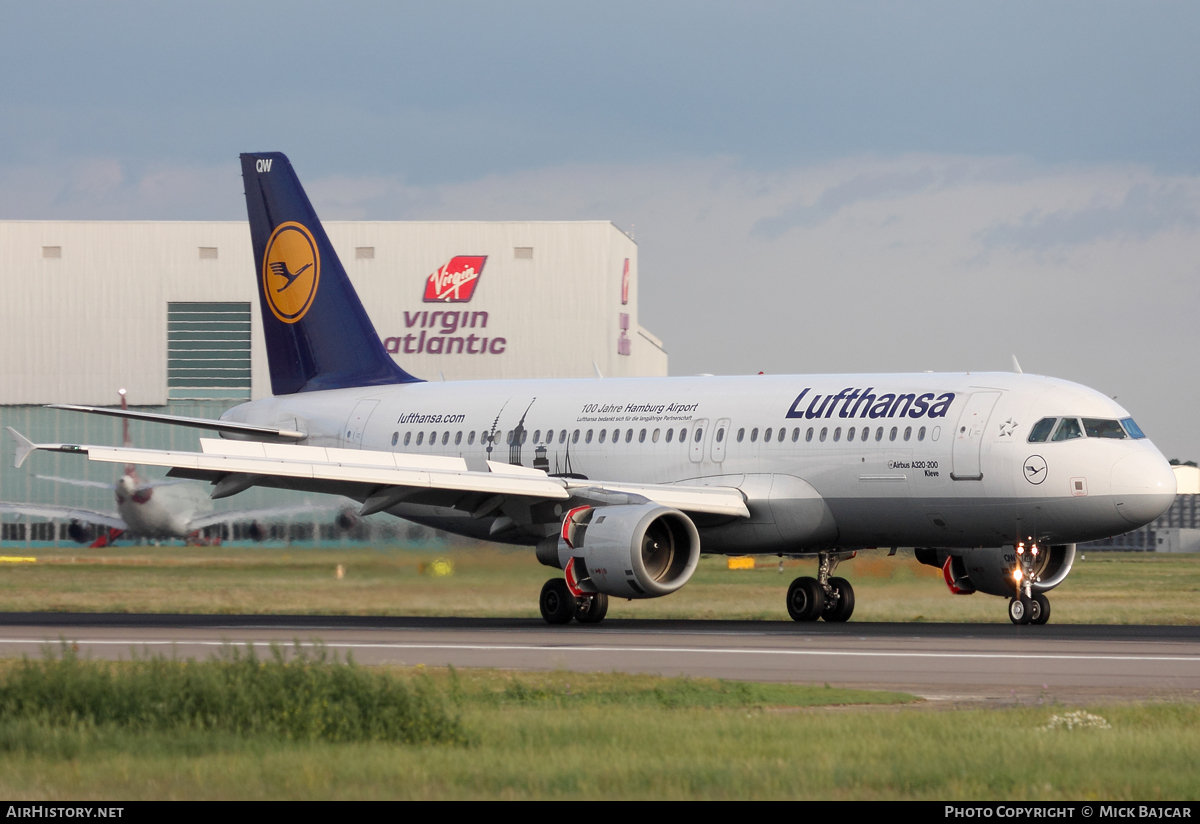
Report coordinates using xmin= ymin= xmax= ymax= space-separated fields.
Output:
xmin=262 ymin=222 xmax=320 ymax=323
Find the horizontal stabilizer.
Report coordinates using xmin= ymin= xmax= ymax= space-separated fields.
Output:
xmin=47 ymin=405 xmax=306 ymax=441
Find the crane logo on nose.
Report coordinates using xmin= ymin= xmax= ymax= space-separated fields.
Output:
xmin=263 ymin=221 xmax=320 ymax=323
xmin=1023 ymin=455 xmax=1048 ymax=485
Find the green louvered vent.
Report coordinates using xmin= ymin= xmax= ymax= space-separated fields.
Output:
xmin=167 ymin=302 xmax=252 ymax=401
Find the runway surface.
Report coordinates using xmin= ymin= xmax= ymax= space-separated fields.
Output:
xmin=2 ymin=613 xmax=1199 ymax=702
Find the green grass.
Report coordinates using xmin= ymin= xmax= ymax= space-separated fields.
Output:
xmin=0 ymin=645 xmax=466 ymax=745
xmin=0 ymin=545 xmax=1198 ymax=624
xmin=0 ymin=658 xmax=1197 ymax=800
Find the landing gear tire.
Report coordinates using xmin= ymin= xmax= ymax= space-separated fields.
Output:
xmin=787 ymin=576 xmax=826 ymax=622
xmin=576 ymin=593 xmax=609 ymax=624
xmin=1030 ymin=592 xmax=1050 ymax=625
xmin=1008 ymin=594 xmax=1034 ymax=625
xmin=540 ymin=579 xmax=577 ymax=625
xmin=823 ymin=577 xmax=855 ymax=622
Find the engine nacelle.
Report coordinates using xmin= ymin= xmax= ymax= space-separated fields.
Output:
xmin=916 ymin=544 xmax=1076 ymax=598
xmin=552 ymin=504 xmax=701 ymax=599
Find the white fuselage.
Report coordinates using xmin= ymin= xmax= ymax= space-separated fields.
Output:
xmin=222 ymin=371 xmax=1176 ymax=552
xmin=114 ymin=475 xmax=204 ymax=539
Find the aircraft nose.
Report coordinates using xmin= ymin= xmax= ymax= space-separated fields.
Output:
xmin=1111 ymin=451 xmax=1177 ymax=526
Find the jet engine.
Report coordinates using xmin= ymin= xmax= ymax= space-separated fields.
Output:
xmin=916 ymin=544 xmax=1076 ymax=598
xmin=537 ymin=503 xmax=701 ymax=599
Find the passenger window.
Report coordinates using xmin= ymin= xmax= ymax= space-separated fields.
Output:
xmin=847 ymin=427 xmax=856 ymax=441
xmin=455 ymin=431 xmax=462 ymax=445
xmin=904 ymin=426 xmax=912 ymax=442
xmin=917 ymin=426 xmax=925 ymax=442
xmin=626 ymin=429 xmax=634 ymax=443
xmin=889 ymin=427 xmax=898 ymax=442
xmin=833 ymin=427 xmax=841 ymax=442
xmin=666 ymin=429 xmax=674 ymax=443
xmin=861 ymin=427 xmax=868 ymax=442
xmin=1028 ymin=417 xmax=1056 ymax=443
xmin=573 ymin=430 xmax=580 ymax=444
xmin=405 ymin=432 xmax=412 ymax=446
xmin=694 ymin=428 xmax=703 ymax=442
xmin=430 ymin=431 xmax=438 ymax=445
xmin=467 ymin=431 xmax=474 ymax=445
xmin=875 ymin=427 xmax=884 ymax=442
xmin=639 ymin=429 xmax=647 ymax=443
xmin=820 ymin=427 xmax=828 ymax=442
xmin=1083 ymin=418 xmax=1126 ymax=439
xmin=679 ymin=428 xmax=688 ymax=442
xmin=1121 ymin=418 xmax=1146 ymax=439
xmin=653 ymin=429 xmax=660 ymax=443
xmin=792 ymin=428 xmax=800 ymax=442
xmin=806 ymin=427 xmax=814 ymax=442
xmin=1052 ymin=418 xmax=1084 ymax=442
xmin=560 ymin=430 xmax=567 ymax=443
xmin=391 ymin=432 xmax=399 ymax=446
xmin=764 ymin=427 xmax=773 ymax=442
xmin=416 ymin=432 xmax=424 ymax=446
xmin=585 ymin=429 xmax=593 ymax=443
xmin=521 ymin=431 xmax=528 ymax=445
xmin=715 ymin=428 xmax=724 ymax=443
xmin=442 ymin=432 xmax=450 ymax=445
xmin=737 ymin=428 xmax=745 ymax=443
xmin=750 ymin=428 xmax=759 ymax=442
xmin=599 ymin=429 xmax=607 ymax=443
xmin=533 ymin=430 xmax=541 ymax=443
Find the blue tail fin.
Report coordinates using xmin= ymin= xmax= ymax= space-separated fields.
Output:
xmin=240 ymin=152 xmax=421 ymax=394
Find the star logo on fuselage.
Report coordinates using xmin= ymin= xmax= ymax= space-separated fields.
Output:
xmin=999 ymin=418 xmax=1018 ymax=437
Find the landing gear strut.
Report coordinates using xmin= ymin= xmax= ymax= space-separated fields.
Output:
xmin=1009 ymin=541 xmax=1052 ymax=625
xmin=787 ymin=553 xmax=856 ymax=623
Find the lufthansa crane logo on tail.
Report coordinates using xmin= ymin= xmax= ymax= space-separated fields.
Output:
xmin=262 ymin=221 xmax=320 ymax=323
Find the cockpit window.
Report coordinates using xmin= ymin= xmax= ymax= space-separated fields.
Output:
xmin=1051 ymin=417 xmax=1083 ymax=442
xmin=1028 ymin=417 xmax=1056 ymax=443
xmin=1083 ymin=418 xmax=1127 ymax=439
xmin=1121 ymin=418 xmax=1146 ymax=439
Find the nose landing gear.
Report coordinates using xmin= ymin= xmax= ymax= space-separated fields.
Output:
xmin=786 ymin=552 xmax=856 ymax=622
xmin=1009 ymin=542 xmax=1051 ymax=625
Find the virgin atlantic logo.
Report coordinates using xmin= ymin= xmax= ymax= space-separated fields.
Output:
xmin=423 ymin=256 xmax=486 ymax=303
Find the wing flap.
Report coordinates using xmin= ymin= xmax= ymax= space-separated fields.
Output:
xmin=564 ymin=480 xmax=749 ymax=517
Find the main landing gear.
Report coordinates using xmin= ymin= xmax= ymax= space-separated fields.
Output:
xmin=539 ymin=578 xmax=609 ymax=625
xmin=1008 ymin=541 xmax=1051 ymax=625
xmin=787 ymin=552 xmax=855 ymax=622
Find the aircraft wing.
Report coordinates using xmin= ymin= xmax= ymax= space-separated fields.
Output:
xmin=0 ymin=502 xmax=125 ymax=530
xmin=9 ymin=430 xmax=750 ymax=519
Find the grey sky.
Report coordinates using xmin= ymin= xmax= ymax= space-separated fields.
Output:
xmin=1 ymin=2 xmax=1198 ymax=458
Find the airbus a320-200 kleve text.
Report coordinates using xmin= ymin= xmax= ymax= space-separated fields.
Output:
xmin=9 ymin=152 xmax=1176 ymax=626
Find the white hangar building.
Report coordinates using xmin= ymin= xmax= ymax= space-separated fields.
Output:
xmin=0 ymin=219 xmax=665 ymax=405
xmin=0 ymin=220 xmax=666 ymax=536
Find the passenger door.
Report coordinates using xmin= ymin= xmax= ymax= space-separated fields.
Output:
xmin=951 ymin=392 xmax=1000 ymax=480
xmin=342 ymin=399 xmax=380 ymax=449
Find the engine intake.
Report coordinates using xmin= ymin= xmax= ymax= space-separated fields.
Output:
xmin=554 ymin=504 xmax=701 ymax=599
xmin=917 ymin=544 xmax=1077 ymax=597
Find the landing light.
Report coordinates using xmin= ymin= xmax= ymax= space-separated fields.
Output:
xmin=1013 ymin=568 xmax=1023 ymax=582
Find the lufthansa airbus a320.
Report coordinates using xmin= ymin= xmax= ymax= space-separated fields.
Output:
xmin=9 ymin=152 xmax=1176 ymax=626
